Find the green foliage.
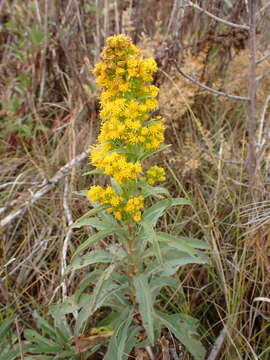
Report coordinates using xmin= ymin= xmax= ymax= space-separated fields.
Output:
xmin=156 ymin=312 xmax=207 ymax=360
xmin=103 ymin=307 xmax=136 ymax=360
xmin=54 ymin=195 xmax=209 ymax=359
xmin=23 ymin=311 xmax=80 ymax=360
xmin=23 ymin=193 xmax=209 ymax=359
xmin=134 ymin=274 xmax=155 ymax=345
xmin=0 ymin=317 xmax=21 ymax=360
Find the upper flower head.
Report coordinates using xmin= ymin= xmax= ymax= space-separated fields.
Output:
xmin=88 ymin=35 xmax=166 ymax=222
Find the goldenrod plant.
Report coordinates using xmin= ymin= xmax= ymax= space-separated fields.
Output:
xmin=23 ymin=35 xmax=210 ymax=360
xmin=69 ymin=35 xmax=210 ymax=359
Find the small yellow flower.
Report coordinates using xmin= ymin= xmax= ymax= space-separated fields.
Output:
xmin=146 ymin=166 xmax=166 ymax=185
xmin=114 ymin=211 xmax=122 ymax=220
xmin=133 ymin=212 xmax=141 ymax=222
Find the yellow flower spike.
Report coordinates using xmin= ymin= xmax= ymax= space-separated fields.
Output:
xmin=90 ymin=34 xmax=166 ymax=222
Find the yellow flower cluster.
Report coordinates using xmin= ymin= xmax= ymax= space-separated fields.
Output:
xmin=124 ymin=196 xmax=144 ymax=222
xmin=92 ymin=35 xmax=164 ymax=160
xmin=87 ymin=186 xmax=144 ymax=222
xmin=90 ymin=149 xmax=142 ymax=185
xmin=88 ymin=186 xmax=123 ymax=207
xmin=88 ymin=35 xmax=166 ymax=222
xmin=146 ymin=166 xmax=166 ymax=185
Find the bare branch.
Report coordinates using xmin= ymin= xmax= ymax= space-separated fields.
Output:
xmin=257 ymin=94 xmax=270 ymax=151
xmin=185 ymin=1 xmax=249 ymax=30
xmin=256 ymin=52 xmax=270 ymax=64
xmin=0 ymin=150 xmax=90 ymax=228
xmin=61 ymin=176 xmax=74 ymax=299
xmin=171 ymin=60 xmax=250 ymax=101
xmin=206 ymin=327 xmax=226 ymax=360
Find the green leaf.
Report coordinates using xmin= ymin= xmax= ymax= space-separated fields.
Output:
xmin=142 ymin=200 xmax=170 ymax=226
xmin=124 ymin=326 xmax=138 ymax=359
xmin=73 ymin=270 xmax=102 ymax=302
xmin=83 ymin=169 xmax=103 ymax=176
xmin=23 ymin=329 xmax=63 ymax=353
xmin=71 ymin=217 xmax=108 ymax=230
xmin=149 ymin=276 xmax=178 ymax=300
xmin=76 ymin=205 xmax=106 ymax=218
xmin=50 ymin=296 xmax=80 ymax=316
xmin=142 ymin=222 xmax=162 ymax=263
xmin=170 ymin=198 xmax=192 ymax=207
xmin=0 ymin=349 xmax=21 ymax=360
xmin=110 ymin=177 xmax=123 ymax=195
xmin=0 ymin=317 xmax=14 ymax=339
xmin=99 ymin=211 xmax=119 ymax=227
xmin=29 ymin=26 xmax=44 ymax=45
xmin=157 ymin=232 xmax=197 ymax=257
xmin=134 ymin=274 xmax=155 ymax=345
xmin=142 ymin=198 xmax=191 ymax=227
xmin=75 ymin=264 xmax=119 ymax=334
xmin=145 ymin=248 xmax=210 ymax=276
xmin=50 ymin=309 xmax=72 ymax=340
xmin=66 ymin=250 xmax=112 ymax=273
xmin=33 ymin=311 xmax=57 ymax=342
xmin=104 ymin=308 xmax=134 ymax=360
xmin=88 ymin=264 xmax=116 ymax=313
xmin=156 ymin=311 xmax=206 ymax=360
xmin=140 ymin=184 xmax=170 ymax=198
xmin=178 ymin=237 xmax=210 ymax=250
xmin=139 ymin=144 xmax=171 ymax=161
xmin=74 ymin=229 xmax=116 ymax=256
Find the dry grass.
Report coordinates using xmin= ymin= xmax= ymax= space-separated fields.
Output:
xmin=1 ymin=0 xmax=270 ymax=359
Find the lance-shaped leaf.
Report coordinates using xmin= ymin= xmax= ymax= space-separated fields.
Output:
xmin=73 ymin=228 xmax=116 ymax=256
xmin=0 ymin=317 xmax=14 ymax=339
xmin=142 ymin=198 xmax=191 ymax=227
xmin=157 ymin=232 xmax=198 ymax=256
xmin=75 ymin=264 xmax=126 ymax=334
xmin=23 ymin=329 xmax=64 ymax=353
xmin=140 ymin=184 xmax=170 ymax=198
xmin=134 ymin=274 xmax=155 ymax=345
xmin=177 ymin=236 xmax=211 ymax=250
xmin=145 ymin=248 xmax=210 ymax=276
xmin=104 ymin=307 xmax=135 ymax=360
xmin=156 ymin=311 xmax=206 ymax=360
xmin=65 ymin=250 xmax=112 ymax=273
xmin=149 ymin=276 xmax=178 ymax=300
xmin=142 ymin=221 xmax=162 ymax=263
xmin=71 ymin=217 xmax=109 ymax=230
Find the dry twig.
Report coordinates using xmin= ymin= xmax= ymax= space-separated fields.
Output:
xmin=172 ymin=60 xmax=250 ymax=101
xmin=0 ymin=150 xmax=90 ymax=228
xmin=206 ymin=327 xmax=226 ymax=360
xmin=185 ymin=0 xmax=249 ymax=30
xmin=256 ymin=52 xmax=270 ymax=64
xmin=61 ymin=176 xmax=74 ymax=299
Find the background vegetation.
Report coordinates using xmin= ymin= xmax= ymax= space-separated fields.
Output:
xmin=0 ymin=0 xmax=270 ymax=359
